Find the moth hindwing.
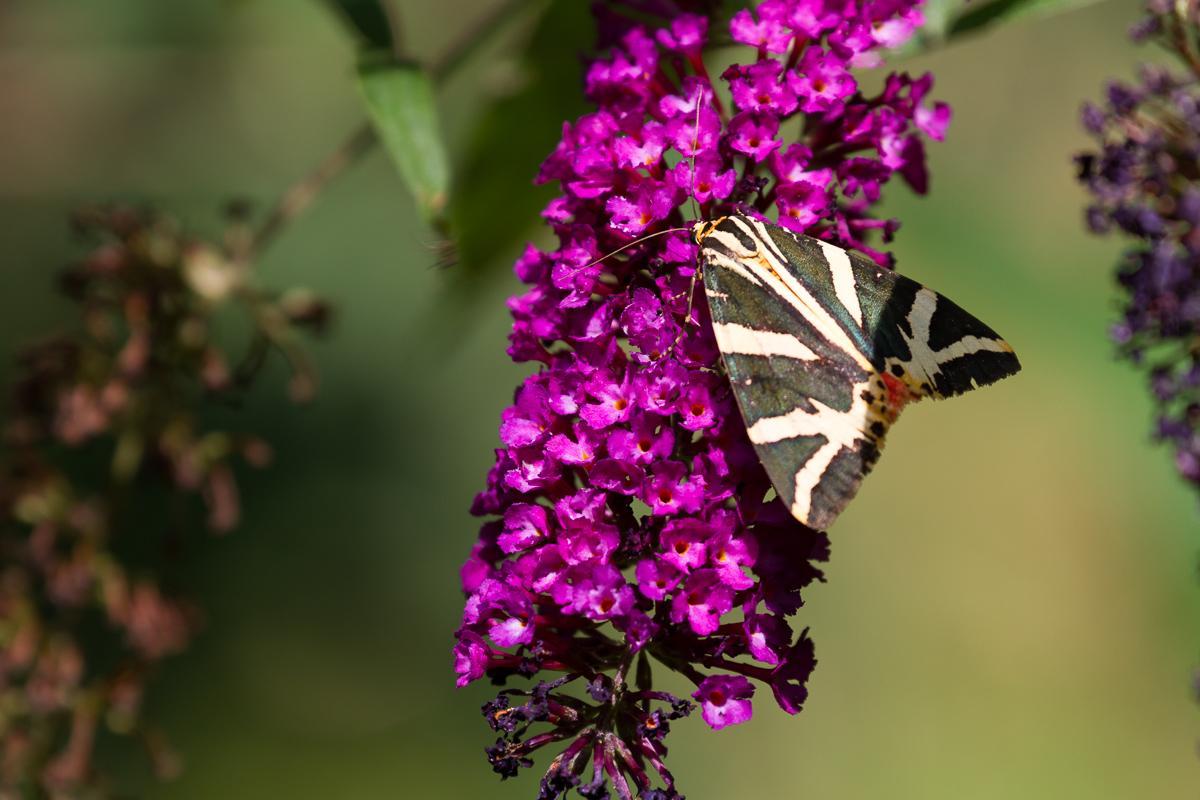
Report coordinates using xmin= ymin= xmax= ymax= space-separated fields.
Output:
xmin=695 ymin=213 xmax=1021 ymax=531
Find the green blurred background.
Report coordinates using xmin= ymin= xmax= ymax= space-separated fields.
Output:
xmin=1 ymin=0 xmax=1197 ymax=796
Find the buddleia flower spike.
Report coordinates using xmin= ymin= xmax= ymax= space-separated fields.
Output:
xmin=454 ymin=2 xmax=990 ymax=797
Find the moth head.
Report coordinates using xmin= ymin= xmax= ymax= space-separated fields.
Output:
xmin=691 ymin=218 xmax=726 ymax=245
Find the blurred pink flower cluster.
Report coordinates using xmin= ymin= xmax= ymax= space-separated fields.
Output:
xmin=0 ymin=206 xmax=327 ymax=794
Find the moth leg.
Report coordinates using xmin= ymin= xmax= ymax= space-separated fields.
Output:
xmin=672 ymin=265 xmax=703 ymax=355
xmin=685 ymin=265 xmax=702 ymax=328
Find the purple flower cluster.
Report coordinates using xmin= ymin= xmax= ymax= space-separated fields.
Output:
xmin=0 ymin=206 xmax=326 ymax=795
xmin=456 ymin=2 xmax=948 ymax=796
xmin=1077 ymin=0 xmax=1200 ymax=495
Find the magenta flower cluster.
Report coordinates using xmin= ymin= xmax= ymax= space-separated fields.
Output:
xmin=455 ymin=2 xmax=948 ymax=797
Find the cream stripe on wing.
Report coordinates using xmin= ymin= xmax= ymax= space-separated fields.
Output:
xmin=817 ymin=239 xmax=863 ymax=328
xmin=896 ymin=289 xmax=1015 ymax=385
xmin=702 ymin=232 xmax=763 ymax=286
xmin=728 ymin=217 xmax=871 ymax=371
xmin=790 ymin=440 xmax=842 ymax=523
xmin=742 ymin=217 xmax=791 ymax=269
xmin=934 ymin=335 xmax=1013 ymax=365
xmin=738 ymin=248 xmax=873 ymax=371
xmin=711 ymin=322 xmax=820 ymax=361
xmin=745 ymin=392 xmax=871 ymax=446
xmin=745 ymin=385 xmax=873 ymax=525
xmin=899 ymin=287 xmax=941 ymax=379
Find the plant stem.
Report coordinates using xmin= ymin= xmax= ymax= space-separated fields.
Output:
xmin=381 ymin=0 xmax=407 ymax=59
xmin=245 ymin=0 xmax=538 ymax=262
xmin=1174 ymin=0 xmax=1200 ymax=78
xmin=244 ymin=122 xmax=378 ymax=261
xmin=431 ymin=0 xmax=536 ymax=82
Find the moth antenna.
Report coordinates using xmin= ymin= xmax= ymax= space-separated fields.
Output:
xmin=560 ymin=226 xmax=691 ymax=281
xmin=688 ymin=98 xmax=702 ymax=223
xmin=677 ymin=87 xmax=711 ymax=345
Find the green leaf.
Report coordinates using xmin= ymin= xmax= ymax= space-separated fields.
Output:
xmin=448 ymin=0 xmax=591 ymax=285
xmin=946 ymin=0 xmax=1105 ymax=40
xmin=357 ymin=55 xmax=451 ymax=229
xmin=322 ymin=0 xmax=394 ymax=50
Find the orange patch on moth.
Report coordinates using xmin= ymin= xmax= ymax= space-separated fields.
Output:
xmin=880 ymin=371 xmax=911 ymax=411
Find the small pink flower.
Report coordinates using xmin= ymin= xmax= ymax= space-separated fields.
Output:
xmin=693 ymin=674 xmax=755 ymax=730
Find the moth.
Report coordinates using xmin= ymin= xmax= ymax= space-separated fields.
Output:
xmin=691 ymin=213 xmax=1021 ymax=530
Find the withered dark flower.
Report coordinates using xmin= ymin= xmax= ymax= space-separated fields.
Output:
xmin=1077 ymin=1 xmax=1200 ymax=497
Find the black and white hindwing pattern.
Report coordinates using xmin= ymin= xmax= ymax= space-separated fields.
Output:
xmin=695 ymin=213 xmax=1020 ymax=531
